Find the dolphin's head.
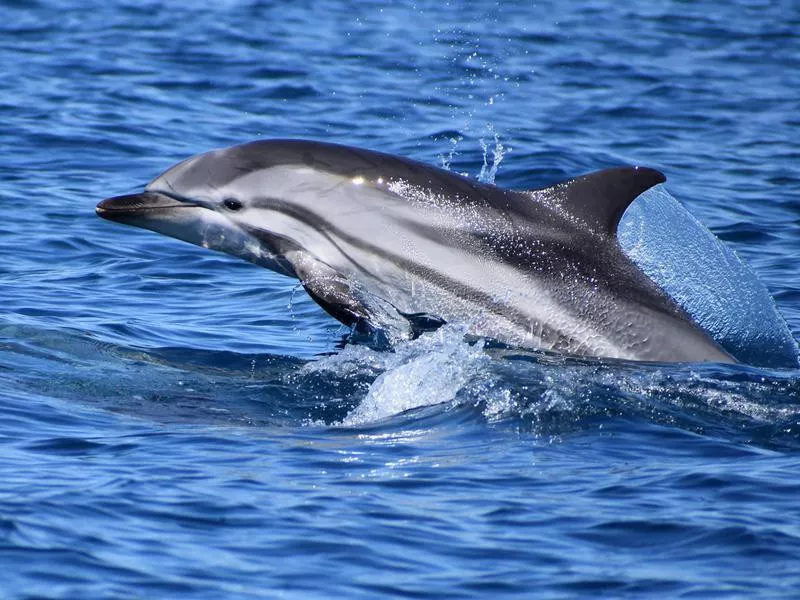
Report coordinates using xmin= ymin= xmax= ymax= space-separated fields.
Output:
xmin=96 ymin=145 xmax=300 ymax=278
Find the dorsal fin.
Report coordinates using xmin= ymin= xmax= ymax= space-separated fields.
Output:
xmin=531 ymin=166 xmax=666 ymax=236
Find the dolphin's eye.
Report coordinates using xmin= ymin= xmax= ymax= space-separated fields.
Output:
xmin=223 ymin=198 xmax=243 ymax=211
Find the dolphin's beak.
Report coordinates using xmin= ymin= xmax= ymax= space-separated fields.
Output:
xmin=96 ymin=192 xmax=191 ymax=223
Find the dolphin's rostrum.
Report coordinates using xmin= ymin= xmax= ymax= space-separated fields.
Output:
xmin=97 ymin=139 xmax=734 ymax=363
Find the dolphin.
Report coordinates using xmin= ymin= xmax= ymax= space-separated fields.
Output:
xmin=96 ymin=139 xmax=734 ymax=363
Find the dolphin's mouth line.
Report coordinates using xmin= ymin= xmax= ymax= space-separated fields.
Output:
xmin=96 ymin=203 xmax=190 ymax=215
xmin=96 ymin=190 xmax=199 ymax=216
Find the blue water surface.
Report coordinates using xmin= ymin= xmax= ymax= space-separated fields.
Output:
xmin=2 ymin=1 xmax=800 ymax=598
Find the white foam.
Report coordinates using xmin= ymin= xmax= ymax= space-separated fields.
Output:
xmin=306 ymin=326 xmax=489 ymax=426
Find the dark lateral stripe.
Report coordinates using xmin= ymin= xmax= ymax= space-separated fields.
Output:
xmin=246 ymin=198 xmax=578 ymax=347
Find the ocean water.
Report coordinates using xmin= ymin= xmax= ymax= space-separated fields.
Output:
xmin=2 ymin=0 xmax=800 ymax=597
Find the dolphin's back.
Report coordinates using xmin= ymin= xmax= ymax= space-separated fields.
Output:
xmin=176 ymin=139 xmax=496 ymax=203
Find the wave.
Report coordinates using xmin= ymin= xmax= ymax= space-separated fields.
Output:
xmin=3 ymin=323 xmax=798 ymax=451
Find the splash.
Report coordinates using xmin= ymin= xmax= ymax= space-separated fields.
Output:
xmin=619 ymin=186 xmax=800 ymax=368
xmin=438 ymin=134 xmax=463 ymax=171
xmin=293 ymin=320 xmax=800 ymax=449
xmin=477 ymin=127 xmax=506 ymax=184
xmin=305 ymin=326 xmax=489 ymax=426
xmin=434 ymin=123 xmax=508 ymax=184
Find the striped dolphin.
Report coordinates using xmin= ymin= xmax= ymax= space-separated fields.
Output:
xmin=96 ymin=139 xmax=733 ymax=363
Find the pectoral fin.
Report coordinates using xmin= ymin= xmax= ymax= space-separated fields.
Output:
xmin=288 ymin=251 xmax=372 ymax=329
xmin=288 ymin=251 xmax=444 ymax=341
